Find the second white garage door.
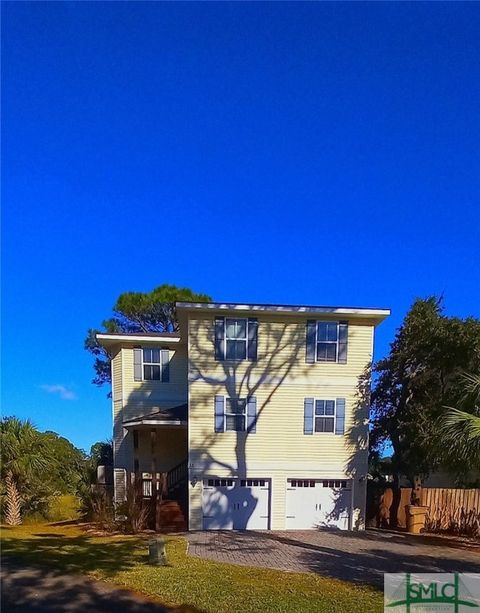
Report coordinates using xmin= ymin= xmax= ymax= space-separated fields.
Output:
xmin=286 ymin=478 xmax=351 ymax=530
xmin=202 ymin=478 xmax=270 ymax=530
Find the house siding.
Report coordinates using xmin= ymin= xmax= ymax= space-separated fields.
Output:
xmin=187 ymin=312 xmax=373 ymax=530
xmin=113 ymin=343 xmax=188 ymax=474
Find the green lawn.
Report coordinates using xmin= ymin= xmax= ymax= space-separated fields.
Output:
xmin=1 ymin=523 xmax=382 ymax=612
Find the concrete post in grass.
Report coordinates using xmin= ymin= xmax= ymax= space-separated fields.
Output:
xmin=149 ymin=538 xmax=167 ymax=565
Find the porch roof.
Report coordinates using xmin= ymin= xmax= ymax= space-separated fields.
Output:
xmin=122 ymin=403 xmax=187 ymax=428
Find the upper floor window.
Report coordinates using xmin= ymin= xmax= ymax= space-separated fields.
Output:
xmin=133 ymin=347 xmax=170 ymax=382
xmin=226 ymin=319 xmax=247 ymax=360
xmin=306 ymin=320 xmax=348 ymax=364
xmin=215 ymin=317 xmax=258 ymax=362
xmin=143 ymin=348 xmax=161 ymax=380
xmin=316 ymin=322 xmax=339 ymax=362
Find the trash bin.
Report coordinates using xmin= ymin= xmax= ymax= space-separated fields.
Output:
xmin=405 ymin=505 xmax=429 ymax=534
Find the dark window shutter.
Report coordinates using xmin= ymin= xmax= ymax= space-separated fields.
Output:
xmin=247 ymin=396 xmax=257 ymax=433
xmin=247 ymin=318 xmax=258 ymax=361
xmin=304 ymin=397 xmax=314 ymax=434
xmin=214 ymin=396 xmax=225 ymax=432
xmin=133 ymin=347 xmax=143 ymax=381
xmin=215 ymin=317 xmax=225 ymax=361
xmin=335 ymin=398 xmax=346 ymax=435
xmin=306 ymin=321 xmax=316 ymax=363
xmin=161 ymin=349 xmax=170 ymax=382
xmin=338 ymin=322 xmax=348 ymax=364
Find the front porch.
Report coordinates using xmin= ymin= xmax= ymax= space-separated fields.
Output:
xmin=122 ymin=404 xmax=188 ymax=532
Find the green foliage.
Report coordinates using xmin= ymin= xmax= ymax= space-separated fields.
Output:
xmin=440 ymin=373 xmax=480 ymax=469
xmin=85 ymin=283 xmax=212 ymax=389
xmin=370 ymin=297 xmax=480 ymax=485
xmin=46 ymin=495 xmax=81 ymax=522
xmin=89 ymin=441 xmax=113 ymax=469
xmin=0 ymin=417 xmax=51 ymax=523
xmin=0 ymin=417 xmax=100 ymax=523
xmin=0 ymin=417 xmax=50 ymax=483
xmin=39 ymin=431 xmax=87 ymax=494
xmin=75 ymin=439 xmax=114 ymax=526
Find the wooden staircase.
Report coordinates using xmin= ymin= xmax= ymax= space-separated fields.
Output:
xmin=155 ymin=459 xmax=188 ymax=533
xmin=157 ymin=499 xmax=187 ymax=532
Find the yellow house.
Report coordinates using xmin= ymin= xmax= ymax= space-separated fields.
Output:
xmin=97 ymin=300 xmax=389 ymax=532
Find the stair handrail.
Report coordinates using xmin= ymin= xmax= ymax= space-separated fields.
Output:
xmin=167 ymin=458 xmax=188 ymax=492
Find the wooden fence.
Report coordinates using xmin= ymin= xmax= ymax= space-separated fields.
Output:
xmin=422 ymin=488 xmax=480 ymax=536
xmin=369 ymin=486 xmax=480 ymax=537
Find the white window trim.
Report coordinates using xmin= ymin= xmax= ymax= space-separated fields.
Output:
xmin=224 ymin=317 xmax=248 ymax=362
xmin=313 ymin=398 xmax=337 ymax=434
xmin=142 ymin=348 xmax=166 ymax=382
xmin=225 ymin=397 xmax=247 ymax=432
xmin=315 ymin=320 xmax=340 ymax=363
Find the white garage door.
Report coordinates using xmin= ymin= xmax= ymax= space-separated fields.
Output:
xmin=286 ymin=478 xmax=351 ymax=530
xmin=202 ymin=478 xmax=270 ymax=530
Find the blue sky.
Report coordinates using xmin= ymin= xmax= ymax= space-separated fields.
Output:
xmin=2 ymin=3 xmax=479 ymax=452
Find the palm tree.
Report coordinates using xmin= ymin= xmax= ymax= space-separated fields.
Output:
xmin=440 ymin=373 xmax=480 ymax=466
xmin=0 ymin=417 xmax=49 ymax=525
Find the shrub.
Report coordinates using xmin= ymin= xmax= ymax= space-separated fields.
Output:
xmin=47 ymin=495 xmax=81 ymax=522
xmin=117 ymin=480 xmax=152 ymax=533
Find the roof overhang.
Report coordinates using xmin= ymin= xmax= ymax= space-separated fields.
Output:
xmin=176 ymin=301 xmax=390 ymax=322
xmin=96 ymin=333 xmax=181 ymax=347
xmin=123 ymin=418 xmax=187 ymax=428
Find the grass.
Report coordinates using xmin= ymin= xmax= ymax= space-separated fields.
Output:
xmin=1 ymin=522 xmax=382 ymax=612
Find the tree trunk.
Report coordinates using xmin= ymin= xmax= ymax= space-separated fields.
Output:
xmin=389 ymin=473 xmax=401 ymax=529
xmin=5 ymin=472 xmax=21 ymax=526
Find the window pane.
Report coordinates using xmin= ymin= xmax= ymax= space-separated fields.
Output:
xmin=151 ymin=348 xmax=160 ymax=363
xmin=227 ymin=339 xmax=246 ymax=360
xmin=315 ymin=417 xmax=334 ymax=432
xmin=325 ymin=400 xmax=335 ymax=415
xmin=315 ymin=400 xmax=325 ymax=415
xmin=317 ymin=342 xmax=337 ymax=362
xmin=144 ymin=365 xmax=152 ymax=380
xmin=226 ymin=414 xmax=245 ymax=431
xmin=235 ymin=319 xmax=246 ymax=339
xmin=226 ymin=319 xmax=237 ymax=338
xmin=151 ymin=365 xmax=161 ymax=380
xmin=226 ymin=318 xmax=246 ymax=339
xmin=317 ymin=322 xmax=328 ymax=341
xmin=226 ymin=340 xmax=236 ymax=360
xmin=324 ymin=417 xmax=334 ymax=432
xmin=235 ymin=340 xmax=247 ymax=360
xmin=226 ymin=398 xmax=246 ymax=414
xmin=326 ymin=323 xmax=338 ymax=342
xmin=143 ymin=348 xmax=152 ymax=363
xmin=325 ymin=343 xmax=337 ymax=362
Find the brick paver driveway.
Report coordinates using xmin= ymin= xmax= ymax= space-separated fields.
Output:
xmin=187 ymin=529 xmax=480 ymax=586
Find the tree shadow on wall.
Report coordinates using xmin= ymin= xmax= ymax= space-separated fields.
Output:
xmin=188 ymin=317 xmax=309 ymax=530
xmin=320 ymin=363 xmax=371 ymax=531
